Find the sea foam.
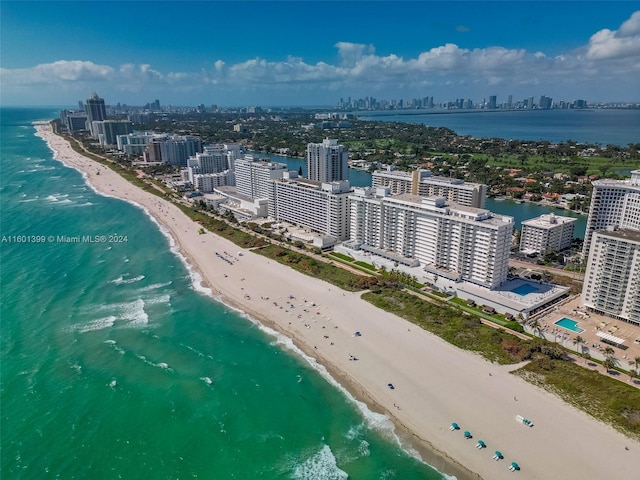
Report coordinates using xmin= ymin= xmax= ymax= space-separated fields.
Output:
xmin=292 ymin=444 xmax=348 ymax=480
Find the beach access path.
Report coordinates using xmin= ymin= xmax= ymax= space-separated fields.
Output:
xmin=36 ymin=122 xmax=640 ymax=480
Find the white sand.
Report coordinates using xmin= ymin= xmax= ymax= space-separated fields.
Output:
xmin=36 ymin=122 xmax=640 ymax=479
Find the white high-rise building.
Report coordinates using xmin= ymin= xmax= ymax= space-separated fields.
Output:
xmin=188 ymin=146 xmax=229 ymax=174
xmin=372 ymin=167 xmax=487 ymax=208
xmin=306 ymin=139 xmax=348 ymax=183
xmin=583 ymin=170 xmax=640 ymax=257
xmin=269 ymin=176 xmax=351 ymax=241
xmin=349 ymin=189 xmax=513 ymax=289
xmin=581 ymin=229 xmax=640 ymax=326
xmin=193 ymin=171 xmax=234 ymax=193
xmin=519 ymin=213 xmax=576 ymax=255
xmin=235 ymin=155 xmax=287 ymax=199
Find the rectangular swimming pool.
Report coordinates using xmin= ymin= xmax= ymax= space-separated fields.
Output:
xmin=554 ymin=317 xmax=584 ymax=333
xmin=511 ymin=284 xmax=538 ymax=296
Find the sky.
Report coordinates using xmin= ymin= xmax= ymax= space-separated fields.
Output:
xmin=1 ymin=1 xmax=639 ymax=107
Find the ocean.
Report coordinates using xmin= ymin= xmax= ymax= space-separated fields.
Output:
xmin=359 ymin=109 xmax=640 ymax=146
xmin=0 ymin=108 xmax=443 ymax=479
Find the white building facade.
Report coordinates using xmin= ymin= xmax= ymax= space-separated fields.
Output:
xmin=235 ymin=155 xmax=288 ymax=199
xmin=519 ymin=213 xmax=577 ymax=254
xmin=583 ymin=170 xmax=640 ymax=257
xmin=372 ymin=167 xmax=487 ymax=208
xmin=349 ymin=189 xmax=513 ymax=289
xmin=581 ymin=229 xmax=640 ymax=326
xmin=306 ymin=139 xmax=348 ymax=183
xmin=269 ymin=176 xmax=351 ymax=241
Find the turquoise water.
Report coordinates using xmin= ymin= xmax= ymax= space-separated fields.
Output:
xmin=511 ymin=284 xmax=538 ymax=296
xmin=0 ymin=108 xmax=444 ymax=479
xmin=554 ymin=318 xmax=584 ymax=333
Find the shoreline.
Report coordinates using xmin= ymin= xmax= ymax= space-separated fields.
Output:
xmin=35 ymin=122 xmax=640 ymax=480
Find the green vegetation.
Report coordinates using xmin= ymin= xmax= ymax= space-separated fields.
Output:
xmin=354 ymin=260 xmax=377 ymax=271
xmin=329 ymin=252 xmax=355 ymax=262
xmin=363 ymin=288 xmax=531 ymax=364
xmin=515 ymin=358 xmax=640 ymax=439
xmin=257 ymin=245 xmax=377 ymax=292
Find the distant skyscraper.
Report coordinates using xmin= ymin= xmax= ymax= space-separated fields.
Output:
xmin=539 ymin=95 xmax=553 ymax=109
xmin=306 ymin=139 xmax=348 ymax=183
xmin=85 ymin=92 xmax=107 ymax=138
xmin=489 ymin=95 xmax=497 ymax=109
xmin=507 ymin=95 xmax=513 ymax=109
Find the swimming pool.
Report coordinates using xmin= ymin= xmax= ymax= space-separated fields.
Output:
xmin=554 ymin=317 xmax=584 ymax=333
xmin=511 ymin=284 xmax=538 ymax=296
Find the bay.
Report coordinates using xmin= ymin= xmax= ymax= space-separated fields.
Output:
xmin=359 ymin=109 xmax=640 ymax=146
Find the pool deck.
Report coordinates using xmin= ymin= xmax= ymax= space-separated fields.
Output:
xmin=531 ymin=296 xmax=640 ymax=386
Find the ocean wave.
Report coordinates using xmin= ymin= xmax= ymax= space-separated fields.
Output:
xmin=292 ymin=444 xmax=348 ymax=480
xmin=135 ymin=354 xmax=173 ymax=372
xmin=110 ymin=274 xmax=145 ymax=285
xmin=66 ymin=315 xmax=117 ymax=334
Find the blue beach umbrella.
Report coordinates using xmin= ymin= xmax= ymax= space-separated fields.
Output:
xmin=463 ymin=431 xmax=472 ymax=439
xmin=509 ymin=462 xmax=520 ymax=471
xmin=494 ymin=451 xmax=503 ymax=459
xmin=477 ymin=440 xmax=486 ymax=449
xmin=450 ymin=422 xmax=460 ymax=430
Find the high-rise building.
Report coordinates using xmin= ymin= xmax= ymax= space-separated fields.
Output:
xmin=581 ymin=229 xmax=640 ymax=326
xmin=539 ymin=95 xmax=553 ymax=110
xmin=97 ymin=120 xmax=133 ymax=146
xmin=349 ymin=190 xmax=513 ymax=289
xmin=489 ymin=95 xmax=497 ymax=109
xmin=519 ymin=213 xmax=576 ymax=254
xmin=582 ymin=170 xmax=640 ymax=258
xmin=372 ymin=167 xmax=487 ymax=208
xmin=269 ymin=176 xmax=352 ymax=241
xmin=234 ymin=155 xmax=287 ymax=199
xmin=306 ymin=139 xmax=348 ymax=183
xmin=85 ymin=92 xmax=107 ymax=138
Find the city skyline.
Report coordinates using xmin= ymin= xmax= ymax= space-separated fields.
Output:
xmin=1 ymin=2 xmax=639 ymax=107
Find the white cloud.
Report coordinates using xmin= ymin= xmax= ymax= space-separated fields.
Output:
xmin=587 ymin=11 xmax=640 ymax=60
xmin=1 ymin=11 xmax=639 ymax=105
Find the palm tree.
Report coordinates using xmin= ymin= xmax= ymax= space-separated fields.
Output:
xmin=628 ymin=356 xmax=640 ymax=376
xmin=603 ymin=356 xmax=617 ymax=373
xmin=528 ymin=318 xmax=542 ymax=337
xmin=601 ymin=346 xmax=615 ymax=359
xmin=572 ymin=335 xmax=586 ymax=354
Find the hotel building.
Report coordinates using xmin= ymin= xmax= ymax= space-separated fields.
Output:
xmin=85 ymin=92 xmax=107 ymax=137
xmin=581 ymin=229 xmax=640 ymax=326
xmin=583 ymin=170 xmax=640 ymax=257
xmin=269 ymin=174 xmax=352 ymax=241
xmin=372 ymin=167 xmax=487 ymax=208
xmin=519 ymin=213 xmax=576 ymax=255
xmin=349 ymin=189 xmax=513 ymax=289
xmin=306 ymin=139 xmax=348 ymax=183
xmin=235 ymin=155 xmax=288 ymax=199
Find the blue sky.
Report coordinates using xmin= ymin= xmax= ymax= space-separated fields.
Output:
xmin=1 ymin=1 xmax=639 ymax=107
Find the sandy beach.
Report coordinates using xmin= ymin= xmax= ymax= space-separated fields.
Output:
xmin=36 ymin=121 xmax=640 ymax=479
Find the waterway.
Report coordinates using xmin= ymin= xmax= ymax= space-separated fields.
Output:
xmin=250 ymin=151 xmax=587 ymax=237
xmin=359 ymin=109 xmax=640 ymax=147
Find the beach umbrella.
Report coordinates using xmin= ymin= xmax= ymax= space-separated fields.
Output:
xmin=463 ymin=431 xmax=472 ymax=439
xmin=477 ymin=440 xmax=486 ymax=449
xmin=494 ymin=451 xmax=503 ymax=459
xmin=450 ymin=422 xmax=459 ymax=431
xmin=510 ymin=462 xmax=520 ymax=471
